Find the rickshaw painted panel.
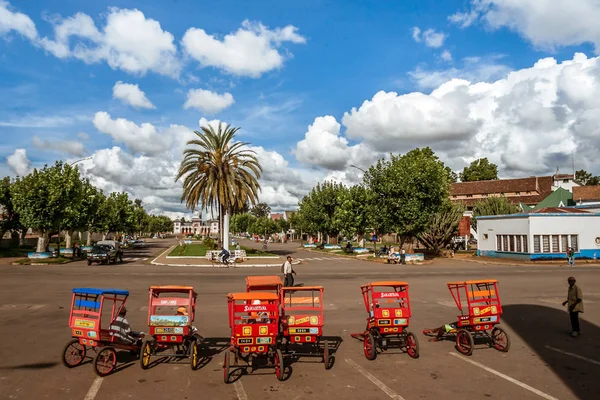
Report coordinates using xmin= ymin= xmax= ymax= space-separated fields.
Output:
xmin=149 ymin=315 xmax=189 ymax=326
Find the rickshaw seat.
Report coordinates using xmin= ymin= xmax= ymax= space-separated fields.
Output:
xmin=468 ymin=290 xmax=495 ymax=299
xmin=75 ymin=299 xmax=101 ymax=309
xmin=284 ymin=296 xmax=320 ymax=305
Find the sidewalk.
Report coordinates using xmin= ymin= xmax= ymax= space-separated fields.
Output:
xmin=453 ymin=253 xmax=600 ymax=268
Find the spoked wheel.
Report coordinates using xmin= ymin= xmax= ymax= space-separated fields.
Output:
xmin=274 ymin=349 xmax=285 ymax=381
xmin=223 ymin=350 xmax=231 ymax=384
xmin=62 ymin=339 xmax=86 ymax=368
xmin=190 ymin=340 xmax=200 ymax=370
xmin=406 ymin=332 xmax=420 ymax=359
xmin=456 ymin=329 xmax=474 ymax=356
xmin=140 ymin=340 xmax=152 ymax=370
xmin=93 ymin=347 xmax=117 ymax=376
xmin=491 ymin=327 xmax=511 ymax=352
xmin=323 ymin=340 xmax=334 ymax=370
xmin=363 ymin=332 xmax=377 ymax=360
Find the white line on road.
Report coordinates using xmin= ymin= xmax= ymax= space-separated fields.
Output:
xmin=143 ymin=258 xmax=148 ymax=261
xmin=233 ymin=380 xmax=249 ymax=400
xmin=83 ymin=377 xmax=103 ymax=400
xmin=345 ymin=358 xmax=405 ymax=400
xmin=312 ymin=257 xmax=324 ymax=260
xmin=131 ymin=257 xmax=139 ymax=261
xmin=545 ymin=345 xmax=600 ymax=366
xmin=449 ymin=353 xmax=559 ymax=400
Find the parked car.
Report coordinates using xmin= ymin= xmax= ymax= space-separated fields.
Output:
xmin=87 ymin=245 xmax=118 ymax=265
xmin=132 ymin=239 xmax=145 ymax=248
xmin=97 ymin=240 xmax=124 ymax=261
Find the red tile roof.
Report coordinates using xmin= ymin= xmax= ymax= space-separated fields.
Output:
xmin=270 ymin=213 xmax=284 ymax=220
xmin=451 ymin=176 xmax=553 ymax=206
xmin=573 ymin=186 xmax=600 ymax=202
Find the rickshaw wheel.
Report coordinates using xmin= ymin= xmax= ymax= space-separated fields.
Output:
xmin=93 ymin=347 xmax=117 ymax=376
xmin=223 ymin=350 xmax=230 ymax=384
xmin=190 ymin=340 xmax=200 ymax=370
xmin=456 ymin=329 xmax=474 ymax=356
xmin=140 ymin=340 xmax=152 ymax=370
xmin=62 ymin=339 xmax=86 ymax=368
xmin=275 ymin=349 xmax=285 ymax=381
xmin=323 ymin=340 xmax=334 ymax=370
xmin=491 ymin=327 xmax=511 ymax=352
xmin=364 ymin=332 xmax=377 ymax=360
xmin=406 ymin=332 xmax=420 ymax=359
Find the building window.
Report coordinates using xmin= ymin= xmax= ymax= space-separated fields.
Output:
xmin=551 ymin=235 xmax=560 ymax=253
xmin=466 ymin=195 xmax=473 ymax=198
xmin=496 ymin=235 xmax=501 ymax=251
xmin=561 ymin=235 xmax=569 ymax=253
xmin=522 ymin=235 xmax=528 ymax=252
xmin=509 ymin=235 xmax=515 ymax=252
xmin=533 ymin=235 xmax=541 ymax=253
xmin=571 ymin=235 xmax=579 ymax=252
xmin=515 ymin=192 xmax=521 ymax=195
xmin=526 ymin=191 xmax=532 ymax=195
xmin=542 ymin=235 xmax=550 ymax=252
xmin=503 ymin=235 xmax=508 ymax=251
xmin=563 ymin=179 xmax=569 ymax=183
xmin=483 ymin=234 xmax=488 ymax=239
xmin=516 ymin=236 xmax=522 ymax=252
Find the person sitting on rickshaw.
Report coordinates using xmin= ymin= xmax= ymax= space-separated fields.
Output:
xmin=423 ymin=322 xmax=458 ymax=342
xmin=110 ymin=306 xmax=143 ymax=345
xmin=176 ymin=306 xmax=199 ymax=335
xmin=250 ymin=300 xmax=270 ymax=323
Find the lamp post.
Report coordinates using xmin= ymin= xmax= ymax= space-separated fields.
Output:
xmin=70 ymin=155 xmax=94 ymax=166
xmin=349 ymin=164 xmax=366 ymax=173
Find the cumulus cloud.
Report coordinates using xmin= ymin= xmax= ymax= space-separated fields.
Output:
xmin=6 ymin=148 xmax=31 ymax=176
xmin=39 ymin=8 xmax=181 ymax=77
xmin=112 ymin=81 xmax=155 ymax=109
xmin=92 ymin=111 xmax=173 ymax=155
xmin=450 ymin=0 xmax=600 ymax=53
xmin=0 ymin=0 xmax=37 ymax=40
xmin=181 ymin=19 xmax=306 ymax=77
xmin=184 ymin=89 xmax=234 ymax=114
xmin=32 ymin=136 xmax=87 ymax=156
xmin=441 ymin=50 xmax=452 ymax=62
xmin=412 ymin=26 xmax=447 ymax=48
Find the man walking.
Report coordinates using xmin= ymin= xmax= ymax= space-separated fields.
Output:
xmin=562 ymin=277 xmax=583 ymax=337
xmin=283 ymin=255 xmax=296 ymax=287
xmin=567 ymin=247 xmax=575 ymax=266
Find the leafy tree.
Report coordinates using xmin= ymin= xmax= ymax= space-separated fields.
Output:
xmin=274 ymin=216 xmax=290 ymax=234
xmin=11 ymin=162 xmax=85 ymax=252
xmin=85 ymin=188 xmax=107 ymax=245
xmin=333 ymin=184 xmax=370 ymax=240
xmin=248 ymin=216 xmax=277 ymax=236
xmin=459 ymin=158 xmax=499 ymax=182
xmin=296 ymin=181 xmax=344 ymax=242
xmin=148 ymin=215 xmax=172 ymax=235
xmin=98 ymin=192 xmax=135 ymax=239
xmin=575 ymin=169 xmax=600 ymax=186
xmin=417 ymin=202 xmax=465 ymax=255
xmin=176 ymin=123 xmax=262 ymax=250
xmin=364 ymin=148 xmax=452 ymax=246
xmin=0 ymin=177 xmax=23 ymax=245
xmin=62 ymin=178 xmax=102 ymax=249
xmin=230 ymin=213 xmax=256 ymax=235
xmin=471 ymin=196 xmax=520 ymax=230
xmin=251 ymin=202 xmax=271 ymax=218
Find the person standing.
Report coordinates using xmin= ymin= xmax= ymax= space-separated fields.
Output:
xmin=568 ymin=247 xmax=575 ymax=267
xmin=562 ymin=277 xmax=583 ymax=337
xmin=400 ymin=248 xmax=406 ymax=265
xmin=283 ymin=256 xmax=296 ymax=287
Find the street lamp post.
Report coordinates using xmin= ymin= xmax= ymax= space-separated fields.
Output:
xmin=70 ymin=155 xmax=94 ymax=166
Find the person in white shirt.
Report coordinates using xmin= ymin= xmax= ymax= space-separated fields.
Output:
xmin=283 ymin=256 xmax=296 ymax=287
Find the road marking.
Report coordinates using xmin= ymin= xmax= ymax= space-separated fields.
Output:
xmin=312 ymin=257 xmax=324 ymax=260
xmin=131 ymin=257 xmax=139 ymax=261
xmin=233 ymin=380 xmax=249 ymax=400
xmin=143 ymin=258 xmax=148 ymax=261
xmin=83 ymin=377 xmax=103 ymax=400
xmin=449 ymin=353 xmax=559 ymax=400
xmin=345 ymin=358 xmax=405 ymax=400
xmin=545 ymin=345 xmax=600 ymax=366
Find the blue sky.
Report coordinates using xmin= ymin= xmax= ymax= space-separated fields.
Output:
xmin=2 ymin=0 xmax=600 ymax=216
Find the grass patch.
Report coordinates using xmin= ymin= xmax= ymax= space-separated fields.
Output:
xmin=169 ymin=243 xmax=211 ymax=257
xmin=0 ymin=246 xmax=32 ymax=258
xmin=239 ymin=245 xmax=276 ymax=257
xmin=14 ymin=256 xmax=74 ymax=265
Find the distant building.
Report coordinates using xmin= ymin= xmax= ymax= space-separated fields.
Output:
xmin=173 ymin=213 xmax=218 ymax=236
xmin=573 ymin=186 xmax=600 ymax=206
xmin=551 ymin=173 xmax=581 ymax=192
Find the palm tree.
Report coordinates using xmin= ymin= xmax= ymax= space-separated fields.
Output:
xmin=176 ymin=123 xmax=262 ymax=250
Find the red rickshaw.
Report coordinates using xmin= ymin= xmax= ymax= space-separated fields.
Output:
xmin=140 ymin=285 xmax=204 ymax=370
xmin=62 ymin=288 xmax=143 ymax=376
xmin=424 ymin=280 xmax=510 ymax=356
xmin=245 ymin=275 xmax=283 ymax=294
xmin=351 ymin=281 xmax=419 ymax=360
xmin=223 ymin=292 xmax=284 ymax=383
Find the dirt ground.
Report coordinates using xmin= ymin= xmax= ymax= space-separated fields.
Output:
xmin=0 ymin=238 xmax=598 ymax=400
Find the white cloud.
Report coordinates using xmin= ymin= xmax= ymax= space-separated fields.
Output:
xmin=441 ymin=50 xmax=453 ymax=62
xmin=412 ymin=26 xmax=447 ymax=48
xmin=92 ymin=111 xmax=173 ymax=155
xmin=0 ymin=115 xmax=85 ymax=128
xmin=0 ymin=0 xmax=37 ymax=40
xmin=184 ymin=89 xmax=235 ymax=114
xmin=450 ymin=0 xmax=600 ymax=53
xmin=78 ymin=132 xmax=89 ymax=140
xmin=40 ymin=8 xmax=181 ymax=77
xmin=6 ymin=148 xmax=31 ymax=176
xmin=181 ymin=19 xmax=306 ymax=77
xmin=112 ymin=81 xmax=155 ymax=109
xmin=32 ymin=136 xmax=86 ymax=156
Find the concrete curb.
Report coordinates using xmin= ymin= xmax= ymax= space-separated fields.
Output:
xmin=166 ymin=255 xmax=280 ymax=259
xmin=457 ymin=256 xmax=600 ymax=268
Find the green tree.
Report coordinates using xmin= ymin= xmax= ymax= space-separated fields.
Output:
xmin=296 ymin=181 xmax=344 ymax=242
xmin=251 ymin=202 xmax=271 ymax=218
xmin=575 ymin=169 xmax=600 ymax=186
xmin=231 ymin=212 xmax=256 ymax=234
xmin=471 ymin=196 xmax=520 ymax=231
xmin=85 ymin=188 xmax=107 ymax=246
xmin=11 ymin=162 xmax=84 ymax=252
xmin=333 ymin=184 xmax=370 ymax=240
xmin=62 ymin=178 xmax=102 ymax=249
xmin=98 ymin=192 xmax=135 ymax=240
xmin=176 ymin=124 xmax=262 ymax=250
xmin=364 ymin=148 xmax=452 ymax=246
xmin=274 ymin=216 xmax=290 ymax=234
xmin=0 ymin=177 xmax=23 ymax=246
xmin=417 ymin=202 xmax=465 ymax=255
xmin=248 ymin=216 xmax=277 ymax=236
xmin=459 ymin=158 xmax=499 ymax=182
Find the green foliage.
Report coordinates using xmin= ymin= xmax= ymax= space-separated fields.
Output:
xmin=98 ymin=192 xmax=135 ymax=234
xmin=333 ymin=184 xmax=370 ymax=238
xmin=459 ymin=158 xmax=499 ymax=182
xmin=575 ymin=169 xmax=600 ymax=186
xmin=0 ymin=176 xmax=23 ymax=237
xmin=251 ymin=202 xmax=271 ymax=218
xmin=230 ymin=212 xmax=256 ymax=234
xmin=248 ymin=216 xmax=277 ymax=236
xmin=471 ymin=196 xmax=520 ymax=230
xmin=202 ymin=236 xmax=216 ymax=249
xmin=417 ymin=202 xmax=465 ymax=255
xmin=364 ymin=147 xmax=452 ymax=240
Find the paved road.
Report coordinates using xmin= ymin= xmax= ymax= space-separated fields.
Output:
xmin=1 ymin=239 xmax=599 ymax=400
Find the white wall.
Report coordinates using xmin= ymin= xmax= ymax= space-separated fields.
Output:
xmin=529 ymin=215 xmax=600 ymax=250
xmin=552 ymin=179 xmax=580 ymax=192
xmin=477 ymin=216 xmax=530 ymax=251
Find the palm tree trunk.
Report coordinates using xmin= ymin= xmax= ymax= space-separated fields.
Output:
xmin=223 ymin=209 xmax=230 ymax=251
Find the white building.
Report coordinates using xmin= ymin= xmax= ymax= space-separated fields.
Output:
xmin=173 ymin=212 xmax=218 ymax=236
xmin=551 ymin=173 xmax=581 ymax=192
xmin=477 ymin=208 xmax=600 ymax=260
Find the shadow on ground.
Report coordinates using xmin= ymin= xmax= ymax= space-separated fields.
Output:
xmin=284 ymin=335 xmax=342 ymax=370
xmin=503 ymin=304 xmax=600 ymax=400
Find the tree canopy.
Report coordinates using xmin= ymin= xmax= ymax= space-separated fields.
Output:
xmin=459 ymin=158 xmax=499 ymax=182
xmin=575 ymin=169 xmax=600 ymax=186
xmin=251 ymin=202 xmax=271 ymax=218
